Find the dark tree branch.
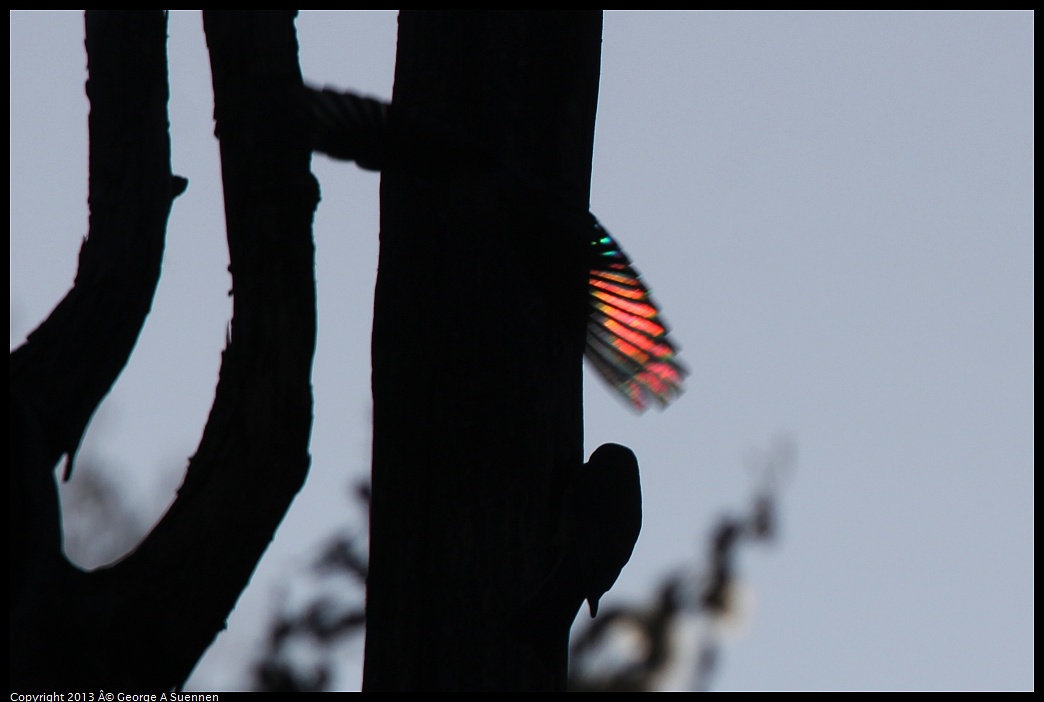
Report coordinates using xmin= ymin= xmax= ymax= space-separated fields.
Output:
xmin=104 ymin=9 xmax=319 ymax=687
xmin=10 ymin=10 xmax=179 ymax=689
xmin=10 ymin=11 xmax=319 ymax=691
xmin=10 ymin=12 xmax=183 ymax=480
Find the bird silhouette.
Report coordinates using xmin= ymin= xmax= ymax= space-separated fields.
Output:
xmin=538 ymin=442 xmax=643 ymax=623
xmin=511 ymin=443 xmax=643 ymax=684
xmin=307 ymin=86 xmax=687 ymax=411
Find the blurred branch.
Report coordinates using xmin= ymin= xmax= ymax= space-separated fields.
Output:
xmin=569 ymin=437 xmax=795 ymax=692
xmin=251 ymin=440 xmax=794 ymax=692
xmin=253 ymin=480 xmax=370 ymax=692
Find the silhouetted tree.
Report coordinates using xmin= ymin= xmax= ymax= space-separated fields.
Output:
xmin=13 ymin=11 xmax=690 ymax=692
xmin=10 ymin=11 xmax=317 ymax=689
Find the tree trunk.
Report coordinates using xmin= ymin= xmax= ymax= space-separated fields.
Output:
xmin=365 ymin=11 xmax=602 ymax=691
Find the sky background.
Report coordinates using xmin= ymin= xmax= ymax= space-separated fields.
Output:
xmin=10 ymin=11 xmax=1033 ymax=691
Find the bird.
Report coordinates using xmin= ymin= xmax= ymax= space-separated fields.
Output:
xmin=569 ymin=442 xmax=644 ymax=619
xmin=514 ymin=443 xmax=643 ymax=642
xmin=306 ymin=86 xmax=687 ymax=411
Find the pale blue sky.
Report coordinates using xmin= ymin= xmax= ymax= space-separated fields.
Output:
xmin=10 ymin=11 xmax=1033 ymax=691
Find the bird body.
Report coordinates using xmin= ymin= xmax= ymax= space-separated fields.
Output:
xmin=570 ymin=442 xmax=644 ymax=618
xmin=517 ymin=443 xmax=643 ymax=636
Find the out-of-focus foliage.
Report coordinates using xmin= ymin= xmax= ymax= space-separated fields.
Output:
xmin=250 ymin=440 xmax=792 ymax=691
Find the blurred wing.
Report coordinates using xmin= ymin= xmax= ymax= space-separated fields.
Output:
xmin=586 ymin=221 xmax=688 ymax=411
xmin=306 ymin=87 xmax=689 ymax=410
